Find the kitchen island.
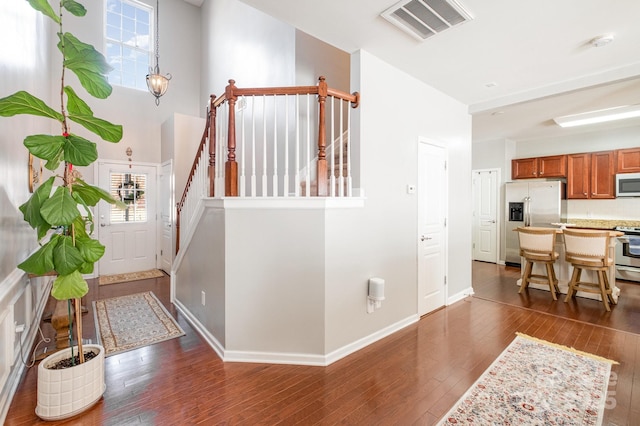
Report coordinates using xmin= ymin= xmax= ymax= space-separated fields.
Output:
xmin=515 ymin=226 xmax=623 ymax=302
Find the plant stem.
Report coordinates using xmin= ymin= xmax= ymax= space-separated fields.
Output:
xmin=75 ymin=298 xmax=85 ymax=363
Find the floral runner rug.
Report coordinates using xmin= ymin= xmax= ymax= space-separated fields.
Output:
xmin=93 ymin=291 xmax=185 ymax=356
xmin=98 ymin=269 xmax=166 ymax=285
xmin=438 ymin=333 xmax=617 ymax=425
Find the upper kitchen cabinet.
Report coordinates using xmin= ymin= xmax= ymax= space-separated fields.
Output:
xmin=616 ymin=148 xmax=640 ymax=173
xmin=567 ymin=151 xmax=615 ymax=199
xmin=512 ymin=155 xmax=567 ymax=179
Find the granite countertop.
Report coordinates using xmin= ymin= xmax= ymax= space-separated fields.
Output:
xmin=565 ymin=218 xmax=640 ymax=230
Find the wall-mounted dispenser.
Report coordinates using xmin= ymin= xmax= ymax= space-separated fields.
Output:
xmin=367 ymin=277 xmax=385 ymax=313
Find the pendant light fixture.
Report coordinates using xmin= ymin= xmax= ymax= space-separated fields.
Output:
xmin=146 ymin=0 xmax=171 ymax=105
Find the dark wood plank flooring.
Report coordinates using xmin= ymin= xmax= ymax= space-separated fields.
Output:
xmin=6 ymin=263 xmax=640 ymax=425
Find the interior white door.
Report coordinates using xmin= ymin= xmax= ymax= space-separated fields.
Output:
xmin=472 ymin=169 xmax=499 ymax=263
xmin=417 ymin=140 xmax=447 ymax=316
xmin=98 ymin=162 xmax=157 ymax=276
xmin=159 ymin=161 xmax=173 ymax=274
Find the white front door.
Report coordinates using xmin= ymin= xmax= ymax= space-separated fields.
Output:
xmin=417 ymin=140 xmax=447 ymax=316
xmin=98 ymin=162 xmax=158 ymax=276
xmin=159 ymin=161 xmax=173 ymax=274
xmin=472 ymin=169 xmax=499 ymax=263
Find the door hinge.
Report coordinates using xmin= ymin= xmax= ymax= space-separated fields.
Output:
xmin=444 ymin=218 xmax=447 ymax=227
xmin=472 ymin=243 xmax=475 ymax=249
xmin=444 ymin=276 xmax=447 ymax=285
xmin=160 ymin=249 xmax=163 ymax=256
xmin=444 ymin=161 xmax=447 ymax=170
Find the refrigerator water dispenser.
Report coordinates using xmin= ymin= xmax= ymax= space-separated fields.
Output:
xmin=509 ymin=202 xmax=524 ymax=222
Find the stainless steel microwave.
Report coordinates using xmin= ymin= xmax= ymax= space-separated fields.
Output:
xmin=616 ymin=173 xmax=640 ymax=197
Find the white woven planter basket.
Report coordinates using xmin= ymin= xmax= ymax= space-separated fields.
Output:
xmin=35 ymin=344 xmax=105 ymax=421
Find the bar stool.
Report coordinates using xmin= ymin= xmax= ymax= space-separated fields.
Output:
xmin=516 ymin=227 xmax=560 ymax=300
xmin=563 ymin=229 xmax=616 ymax=311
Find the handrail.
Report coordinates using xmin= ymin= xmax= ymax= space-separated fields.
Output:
xmin=176 ymin=76 xmax=359 ymax=253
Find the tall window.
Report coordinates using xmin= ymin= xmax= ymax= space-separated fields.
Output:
xmin=105 ymin=0 xmax=152 ymax=90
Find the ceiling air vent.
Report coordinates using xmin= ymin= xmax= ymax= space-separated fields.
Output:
xmin=381 ymin=0 xmax=473 ymax=41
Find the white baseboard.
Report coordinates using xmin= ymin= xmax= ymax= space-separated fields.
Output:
xmin=172 ymin=298 xmax=225 ymax=361
xmin=173 ymin=297 xmax=419 ymax=367
xmin=448 ymin=286 xmax=474 ymax=305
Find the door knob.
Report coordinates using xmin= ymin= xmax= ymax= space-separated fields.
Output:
xmin=421 ymin=235 xmax=432 ymax=241
xmin=100 ymin=223 xmax=107 ymax=227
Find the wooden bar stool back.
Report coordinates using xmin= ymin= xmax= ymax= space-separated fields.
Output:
xmin=562 ymin=229 xmax=615 ymax=311
xmin=516 ymin=227 xmax=560 ymax=300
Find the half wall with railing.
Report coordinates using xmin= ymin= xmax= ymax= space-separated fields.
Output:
xmin=176 ymin=76 xmax=359 ymax=253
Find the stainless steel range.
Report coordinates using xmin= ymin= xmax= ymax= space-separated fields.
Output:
xmin=615 ymin=226 xmax=640 ymax=282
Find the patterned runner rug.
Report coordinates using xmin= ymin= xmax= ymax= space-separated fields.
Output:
xmin=98 ymin=269 xmax=165 ymax=285
xmin=438 ymin=333 xmax=617 ymax=425
xmin=93 ymin=291 xmax=185 ymax=356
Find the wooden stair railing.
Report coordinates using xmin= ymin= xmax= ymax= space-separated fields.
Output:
xmin=176 ymin=77 xmax=359 ymax=254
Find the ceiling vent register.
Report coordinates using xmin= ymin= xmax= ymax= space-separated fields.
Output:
xmin=381 ymin=0 xmax=473 ymax=41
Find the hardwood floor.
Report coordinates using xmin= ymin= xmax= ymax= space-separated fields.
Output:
xmin=6 ymin=263 xmax=640 ymax=425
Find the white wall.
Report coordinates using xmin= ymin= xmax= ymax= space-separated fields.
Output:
xmin=59 ymin=0 xmax=201 ymax=177
xmin=201 ymin=0 xmax=296 ymax=110
xmin=323 ymin=50 xmax=472 ymax=352
xmin=0 ymin=3 xmax=52 ymax=421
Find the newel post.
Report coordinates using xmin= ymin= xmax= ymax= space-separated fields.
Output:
xmin=208 ymin=94 xmax=217 ymax=197
xmin=225 ymin=80 xmax=238 ymax=196
xmin=316 ymin=76 xmax=328 ymax=196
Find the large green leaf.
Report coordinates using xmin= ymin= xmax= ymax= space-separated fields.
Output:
xmin=52 ymin=235 xmax=85 ymax=276
xmin=17 ymin=237 xmax=57 ymax=275
xmin=24 ymin=135 xmax=65 ymax=161
xmin=19 ymin=176 xmax=54 ymax=230
xmin=69 ymin=114 xmax=123 ymax=142
xmin=26 ymin=0 xmax=61 ymax=24
xmin=65 ymin=86 xmax=123 ymax=141
xmin=71 ymin=67 xmax=113 ymax=99
xmin=51 ymin=271 xmax=88 ymax=300
xmin=59 ymin=33 xmax=113 ymax=99
xmin=75 ymin=236 xmax=105 ymax=263
xmin=44 ymin=149 xmax=64 ymax=171
xmin=0 ymin=91 xmax=64 ymax=121
xmin=40 ymin=186 xmax=81 ymax=226
xmin=73 ymin=178 xmax=126 ymax=209
xmin=64 ymin=86 xmax=92 ymax=116
xmin=71 ymin=215 xmax=89 ymax=239
xmin=64 ymin=135 xmax=97 ymax=166
xmin=62 ymin=0 xmax=86 ymax=17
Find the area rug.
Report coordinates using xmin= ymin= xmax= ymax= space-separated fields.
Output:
xmin=438 ymin=333 xmax=617 ymax=425
xmin=93 ymin=291 xmax=185 ymax=356
xmin=98 ymin=269 xmax=166 ymax=285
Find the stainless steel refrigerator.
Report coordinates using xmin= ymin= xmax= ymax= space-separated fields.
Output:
xmin=505 ymin=180 xmax=567 ymax=266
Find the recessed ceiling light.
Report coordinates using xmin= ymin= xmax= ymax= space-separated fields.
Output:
xmin=485 ymin=82 xmax=498 ymax=88
xmin=590 ymin=34 xmax=614 ymax=47
xmin=491 ymin=111 xmax=504 ymax=116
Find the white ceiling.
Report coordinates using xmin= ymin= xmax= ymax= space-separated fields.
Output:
xmin=236 ymin=0 xmax=640 ymax=143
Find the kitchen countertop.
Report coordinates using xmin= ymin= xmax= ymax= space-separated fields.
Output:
xmin=565 ymin=218 xmax=640 ymax=230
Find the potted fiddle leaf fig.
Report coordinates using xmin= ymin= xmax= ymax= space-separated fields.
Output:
xmin=0 ymin=0 xmax=125 ymax=420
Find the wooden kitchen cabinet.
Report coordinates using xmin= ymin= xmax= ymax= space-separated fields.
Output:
xmin=512 ymin=155 xmax=566 ymax=179
xmin=616 ymin=148 xmax=640 ymax=173
xmin=512 ymin=157 xmax=538 ymax=179
xmin=538 ymin=155 xmax=567 ymax=178
xmin=567 ymin=151 xmax=615 ymax=199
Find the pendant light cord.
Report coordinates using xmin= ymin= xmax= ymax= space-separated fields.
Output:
xmin=154 ymin=0 xmax=160 ymax=73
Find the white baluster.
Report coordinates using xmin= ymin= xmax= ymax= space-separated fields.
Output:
xmin=272 ymin=95 xmax=278 ymax=197
xmin=346 ymin=99 xmax=352 ymax=197
xmin=330 ymin=96 xmax=335 ymax=197
xmin=251 ymin=95 xmax=256 ymax=197
xmin=305 ymin=94 xmax=310 ymax=197
xmin=295 ymin=94 xmax=300 ymax=197
xmin=262 ymin=95 xmax=267 ymax=197
xmin=284 ymin=94 xmax=289 ymax=197
xmin=240 ymin=95 xmax=246 ymax=197
xmin=339 ymin=99 xmax=344 ymax=197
